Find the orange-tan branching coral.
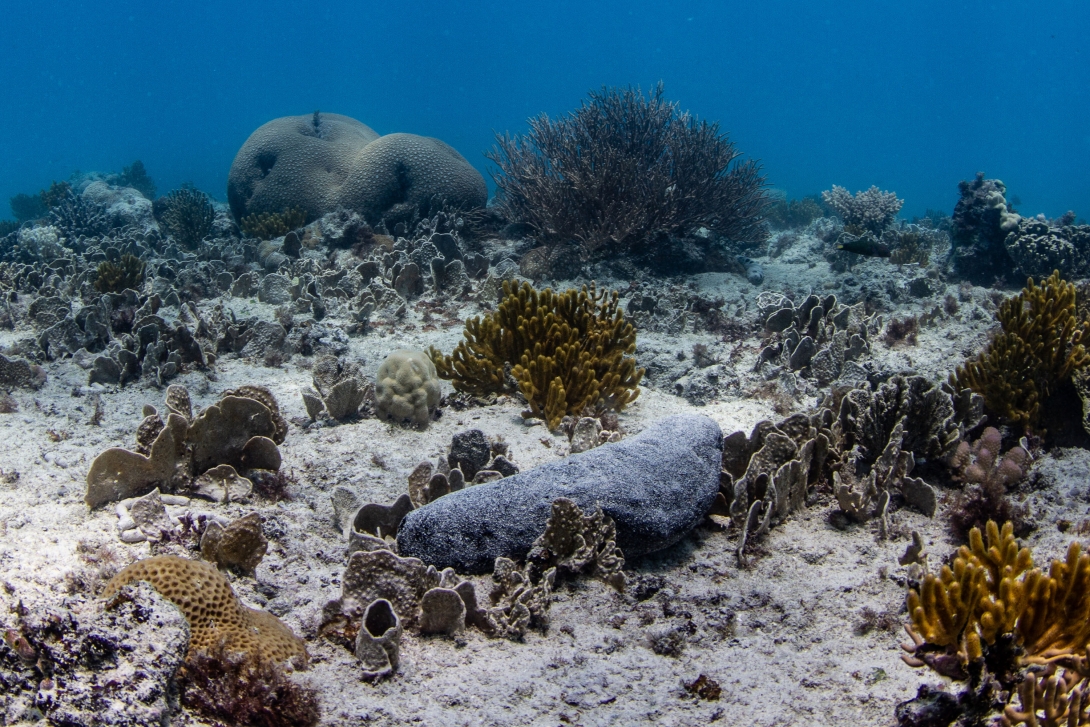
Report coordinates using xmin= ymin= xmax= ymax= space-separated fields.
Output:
xmin=429 ymin=280 xmax=644 ymax=430
xmin=904 ymin=520 xmax=1090 ymax=722
xmin=951 ymin=271 xmax=1090 ymax=432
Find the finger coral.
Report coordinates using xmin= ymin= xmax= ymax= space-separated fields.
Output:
xmin=429 ymin=280 xmax=644 ymax=430
xmin=951 ymin=270 xmax=1090 ymax=433
xmin=902 ymin=520 xmax=1090 ymax=723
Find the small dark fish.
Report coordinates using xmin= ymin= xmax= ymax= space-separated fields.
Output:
xmin=837 ymin=238 xmax=891 ymax=257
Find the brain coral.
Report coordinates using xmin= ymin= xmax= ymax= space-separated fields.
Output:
xmin=375 ymin=349 xmax=442 ymax=426
xmin=104 ymin=555 xmax=306 ymax=665
xmin=227 ymin=112 xmax=487 ymax=224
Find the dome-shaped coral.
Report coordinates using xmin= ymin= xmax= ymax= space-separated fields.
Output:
xmin=375 ymin=349 xmax=441 ymax=426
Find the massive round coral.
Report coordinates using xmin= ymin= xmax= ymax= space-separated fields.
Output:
xmin=227 ymin=113 xmax=487 ymax=224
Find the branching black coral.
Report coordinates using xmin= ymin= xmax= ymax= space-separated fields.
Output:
xmin=488 ymin=83 xmax=769 ymax=258
xmin=952 ymin=271 xmax=1090 ymax=432
xmin=159 ymin=188 xmax=215 ymax=248
xmin=429 ymin=280 xmax=644 ymax=430
xmin=93 ymin=254 xmax=145 ymax=293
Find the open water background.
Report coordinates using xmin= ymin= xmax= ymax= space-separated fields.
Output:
xmin=1 ymin=0 xmax=1087 ymax=219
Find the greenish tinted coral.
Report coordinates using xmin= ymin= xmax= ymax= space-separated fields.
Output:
xmin=160 ymin=188 xmax=215 ymax=248
xmin=40 ymin=181 xmax=72 ymax=209
xmin=765 ymin=195 xmax=824 ymax=230
xmin=951 ymin=270 xmax=1090 ymax=432
xmin=94 ymin=254 xmax=146 ymax=293
xmin=9 ymin=193 xmax=46 ymax=222
xmin=430 ymin=280 xmax=644 ymax=430
xmin=240 ymin=208 xmax=306 ymax=240
xmin=119 ymin=160 xmax=157 ymax=200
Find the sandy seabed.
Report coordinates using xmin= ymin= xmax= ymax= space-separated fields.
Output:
xmin=2 ymin=228 xmax=1088 ymax=727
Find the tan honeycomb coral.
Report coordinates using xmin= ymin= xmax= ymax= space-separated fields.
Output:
xmin=104 ymin=555 xmax=306 ymax=665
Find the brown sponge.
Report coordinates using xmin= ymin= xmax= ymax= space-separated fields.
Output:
xmin=104 ymin=555 xmax=306 ymax=665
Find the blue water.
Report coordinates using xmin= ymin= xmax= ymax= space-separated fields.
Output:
xmin=1 ymin=1 xmax=1086 ymax=220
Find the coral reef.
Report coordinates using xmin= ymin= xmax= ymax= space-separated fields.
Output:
xmin=1004 ymin=215 xmax=1090 ymax=280
xmin=375 ymin=348 xmax=441 ymax=426
xmin=430 ymin=280 xmax=644 ymax=430
xmin=200 ymin=512 xmax=268 ymax=573
xmin=118 ymin=160 xmax=156 ymax=200
xmin=488 ymin=83 xmax=769 ymax=271
xmin=9 ymin=192 xmax=47 ymax=222
xmin=525 ymin=497 xmax=626 ymax=591
xmin=950 ymin=172 xmax=1022 ymax=283
xmin=764 ymin=194 xmax=825 ymax=230
xmin=0 ymin=353 xmax=46 ymax=390
xmin=227 ymin=112 xmax=486 ymax=224
xmin=901 ymin=521 xmax=1090 ymax=725
xmin=158 ymin=188 xmax=215 ymax=249
xmin=821 ymin=185 xmax=904 ymax=234
xmin=952 ymin=271 xmax=1090 ymax=433
xmin=93 ymin=253 xmax=145 ymax=293
xmin=240 ymin=207 xmax=307 ymax=240
xmin=0 ymin=582 xmax=188 ymax=726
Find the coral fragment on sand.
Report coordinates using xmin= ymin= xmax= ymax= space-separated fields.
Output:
xmin=104 ymin=555 xmax=306 ymax=664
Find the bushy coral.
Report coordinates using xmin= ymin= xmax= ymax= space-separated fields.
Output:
xmin=951 ymin=172 xmax=1021 ymax=284
xmin=764 ymin=194 xmax=825 ymax=230
xmin=179 ymin=643 xmax=320 ymax=727
xmin=240 ymin=207 xmax=307 ymax=240
xmin=93 ymin=253 xmax=145 ymax=293
xmin=902 ymin=521 xmax=1090 ymax=724
xmin=118 ymin=160 xmax=156 ymax=200
xmin=429 ymin=280 xmax=644 ymax=430
xmin=8 ymin=192 xmax=46 ymax=222
xmin=821 ymin=185 xmax=903 ymax=234
xmin=951 ymin=271 xmax=1090 ymax=432
xmin=488 ymin=83 xmax=769 ymax=262
xmin=159 ymin=188 xmax=215 ymax=248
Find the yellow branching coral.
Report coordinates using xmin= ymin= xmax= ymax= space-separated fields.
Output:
xmin=904 ymin=520 xmax=1090 ymax=724
xmin=952 ymin=270 xmax=1090 ymax=431
xmin=240 ymin=207 xmax=306 ymax=239
xmin=1002 ymin=663 xmax=1090 ymax=727
xmin=429 ymin=280 xmax=644 ymax=430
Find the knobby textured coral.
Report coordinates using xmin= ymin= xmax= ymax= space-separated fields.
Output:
xmin=159 ymin=188 xmax=215 ymax=249
xmin=488 ymin=83 xmax=769 ymax=263
xmin=952 ymin=271 xmax=1090 ymax=432
xmin=429 ymin=280 xmax=644 ymax=430
xmin=946 ymin=426 xmax=1031 ymax=542
xmin=902 ymin=521 xmax=1090 ymax=725
xmin=821 ymin=185 xmax=904 ymax=234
